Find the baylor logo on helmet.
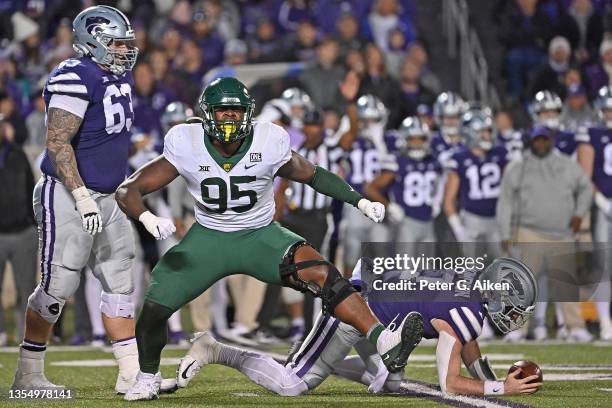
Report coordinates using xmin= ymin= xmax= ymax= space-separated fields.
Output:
xmin=48 ymin=303 xmax=60 ymax=315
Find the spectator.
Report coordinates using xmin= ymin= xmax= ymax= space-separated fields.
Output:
xmin=160 ymin=25 xmax=183 ymax=66
xmin=200 ymin=0 xmax=241 ymax=42
xmin=0 ymin=57 xmax=25 ymax=114
xmin=11 ymin=12 xmax=46 ymax=92
xmin=132 ymin=62 xmax=177 ymax=144
xmin=0 ymin=93 xmax=27 ymax=145
xmin=0 ymin=116 xmax=37 ymax=346
xmin=313 ymin=0 xmax=371 ymax=35
xmin=405 ymin=41 xmax=442 ymax=95
xmin=175 ymin=38 xmax=208 ymax=105
xmin=565 ymin=0 xmax=603 ymax=65
xmin=247 ymin=17 xmax=284 ymax=63
xmin=344 ymin=48 xmax=366 ymax=76
xmin=277 ymin=0 xmax=315 ymax=33
xmin=560 ymin=84 xmax=597 ymax=132
xmin=584 ymin=38 xmax=612 ymax=98
xmin=359 ymin=43 xmax=403 ymax=128
xmin=528 ymin=36 xmax=572 ymax=98
xmin=334 ymin=12 xmax=365 ymax=60
xmin=498 ymin=0 xmax=554 ymax=99
xmin=203 ymin=39 xmax=248 ymax=84
xmin=386 ymin=27 xmax=412 ymax=79
xmin=192 ymin=10 xmax=225 ymax=69
xmin=367 ymin=0 xmax=416 ymax=52
xmin=397 ymin=57 xmax=436 ymax=120
xmin=24 ymin=89 xmax=45 ymax=152
xmin=299 ymin=37 xmax=345 ymax=110
xmin=283 ymin=18 xmax=319 ymax=62
xmin=41 ymin=18 xmax=73 ymax=65
xmin=497 ymin=125 xmax=593 ymax=342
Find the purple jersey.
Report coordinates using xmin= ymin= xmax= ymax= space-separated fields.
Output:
xmin=345 ymin=137 xmax=381 ymax=195
xmin=369 ymin=296 xmax=485 ymax=344
xmin=41 ymin=58 xmax=134 ymax=193
xmin=554 ymin=129 xmax=578 ymax=156
xmin=431 ymin=131 xmax=465 ymax=167
xmin=447 ymin=146 xmax=508 ymax=217
xmin=584 ymin=127 xmax=612 ymax=197
xmin=383 ymin=154 xmax=441 ymax=221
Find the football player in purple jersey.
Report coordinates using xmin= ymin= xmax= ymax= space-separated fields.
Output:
xmin=529 ymin=90 xmax=579 ymax=157
xmin=176 ymin=257 xmax=540 ymax=397
xmin=11 ymin=5 xmax=157 ymax=394
xmin=365 ymin=116 xmax=442 ymax=256
xmin=444 ymin=109 xmax=508 ymax=255
xmin=431 ymin=91 xmax=467 ymax=167
xmin=342 ymin=94 xmax=388 ymax=273
xmin=576 ymin=85 xmax=612 ymax=341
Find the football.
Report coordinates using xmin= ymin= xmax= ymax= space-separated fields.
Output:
xmin=508 ymin=360 xmax=543 ymax=385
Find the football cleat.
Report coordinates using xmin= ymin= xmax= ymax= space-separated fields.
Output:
xmin=177 ymin=332 xmax=222 ymax=388
xmin=379 ymin=312 xmax=424 ymax=373
xmin=123 ymin=371 xmax=161 ymax=401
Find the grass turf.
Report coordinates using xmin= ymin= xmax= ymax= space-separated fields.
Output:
xmin=1 ymin=343 xmax=611 ymax=407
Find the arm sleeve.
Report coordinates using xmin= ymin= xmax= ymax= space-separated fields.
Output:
xmin=496 ymin=161 xmax=518 ymax=240
xmin=48 ymin=94 xmax=89 ymax=118
xmin=380 ymin=153 xmax=398 ymax=172
xmin=573 ymin=162 xmax=594 ymax=217
xmin=309 ymin=166 xmax=363 ymax=207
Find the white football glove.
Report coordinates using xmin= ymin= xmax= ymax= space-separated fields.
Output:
xmin=139 ymin=211 xmax=176 ymax=240
xmin=448 ymin=214 xmax=469 ymax=242
xmin=72 ymin=186 xmax=103 ymax=235
xmin=386 ymin=202 xmax=405 ymax=223
xmin=358 ymin=198 xmax=385 ymax=223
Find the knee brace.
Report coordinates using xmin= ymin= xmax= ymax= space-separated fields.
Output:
xmin=27 ymin=286 xmax=66 ymax=324
xmin=100 ymin=292 xmax=135 ymax=319
xmin=279 ymin=242 xmax=356 ymax=315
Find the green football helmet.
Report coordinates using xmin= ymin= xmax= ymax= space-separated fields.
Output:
xmin=198 ymin=77 xmax=255 ymax=143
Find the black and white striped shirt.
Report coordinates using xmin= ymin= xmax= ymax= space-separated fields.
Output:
xmin=288 ymin=142 xmax=344 ymax=211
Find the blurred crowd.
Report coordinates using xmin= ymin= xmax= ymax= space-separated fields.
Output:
xmin=0 ymin=0 xmax=611 ymax=349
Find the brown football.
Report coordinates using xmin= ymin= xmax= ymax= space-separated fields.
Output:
xmin=508 ymin=360 xmax=543 ymax=384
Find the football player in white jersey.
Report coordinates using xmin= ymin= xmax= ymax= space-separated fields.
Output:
xmin=115 ymin=77 xmax=424 ymax=400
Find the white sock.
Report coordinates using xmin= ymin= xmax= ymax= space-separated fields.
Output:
xmin=596 ymin=302 xmax=611 ymax=327
xmin=534 ymin=302 xmax=548 ymax=327
xmin=112 ymin=338 xmax=139 ymax=375
xmin=18 ymin=347 xmax=45 ymax=373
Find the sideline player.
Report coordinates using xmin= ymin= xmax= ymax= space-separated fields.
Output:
xmin=115 ymin=77 xmax=423 ymax=400
xmin=11 ymin=5 xmax=141 ymax=393
xmin=178 ymin=257 xmax=541 ymax=397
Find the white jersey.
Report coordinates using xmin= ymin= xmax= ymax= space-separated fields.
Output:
xmin=163 ymin=121 xmax=292 ymax=232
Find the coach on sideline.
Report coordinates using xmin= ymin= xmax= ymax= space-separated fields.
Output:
xmin=496 ymin=125 xmax=593 ymax=342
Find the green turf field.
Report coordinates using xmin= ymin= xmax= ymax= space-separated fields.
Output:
xmin=1 ymin=341 xmax=611 ymax=408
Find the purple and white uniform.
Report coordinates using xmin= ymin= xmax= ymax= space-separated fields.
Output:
xmin=447 ymin=146 xmax=507 ymax=252
xmin=343 ymin=136 xmax=386 ymax=268
xmin=431 ymin=131 xmax=465 ymax=168
xmin=33 ymin=57 xmax=135 ymax=302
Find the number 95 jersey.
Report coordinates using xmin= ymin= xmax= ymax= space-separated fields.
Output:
xmin=40 ymin=57 xmax=134 ymax=193
xmin=163 ymin=121 xmax=292 ymax=232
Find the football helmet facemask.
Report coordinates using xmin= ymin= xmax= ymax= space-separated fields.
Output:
xmin=198 ymin=77 xmax=255 ymax=144
xmin=396 ymin=116 xmax=431 ymax=160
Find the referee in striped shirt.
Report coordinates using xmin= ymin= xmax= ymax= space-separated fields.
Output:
xmin=275 ymin=107 xmax=346 ymax=339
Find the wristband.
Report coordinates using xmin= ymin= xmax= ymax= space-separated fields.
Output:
xmin=71 ymin=186 xmax=91 ymax=201
xmin=484 ymin=380 xmax=504 ymax=395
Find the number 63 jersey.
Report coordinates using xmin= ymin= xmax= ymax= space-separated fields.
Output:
xmin=41 ymin=57 xmax=134 ymax=193
xmin=163 ymin=121 xmax=292 ymax=232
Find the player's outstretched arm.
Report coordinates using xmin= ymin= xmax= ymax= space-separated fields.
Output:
xmin=116 ymin=156 xmax=179 ymax=239
xmin=47 ymin=107 xmax=103 ymax=235
xmin=276 ymin=151 xmax=385 ymax=222
xmin=433 ymin=319 xmax=541 ymax=396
